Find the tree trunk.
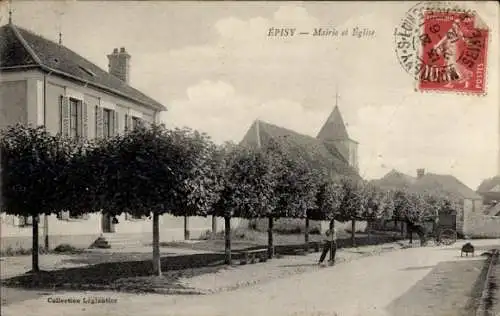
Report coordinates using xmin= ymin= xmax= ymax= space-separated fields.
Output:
xmin=304 ymin=217 xmax=310 ymax=252
xmin=367 ymin=220 xmax=372 ymax=244
xmin=43 ymin=214 xmax=49 ymax=250
xmin=268 ymin=216 xmax=274 ymax=259
xmin=184 ymin=215 xmax=190 ymax=240
xmin=211 ymin=215 xmax=217 ymax=239
xmin=152 ymin=213 xmax=161 ymax=276
xmin=400 ymin=221 xmax=405 ymax=237
xmin=32 ymin=216 xmax=40 ymax=272
xmin=224 ymin=216 xmax=231 ymax=265
xmin=329 ymin=219 xmax=335 ymax=261
xmin=351 ymin=219 xmax=356 ymax=247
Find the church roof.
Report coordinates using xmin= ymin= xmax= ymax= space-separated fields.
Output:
xmin=317 ymin=106 xmax=355 ymax=142
xmin=240 ymin=120 xmax=360 ymax=179
xmin=0 ymin=23 xmax=166 ymax=111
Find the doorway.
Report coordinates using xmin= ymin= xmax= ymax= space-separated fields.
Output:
xmin=102 ymin=214 xmax=116 ymax=233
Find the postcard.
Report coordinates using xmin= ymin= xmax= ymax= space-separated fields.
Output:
xmin=0 ymin=1 xmax=499 ymax=316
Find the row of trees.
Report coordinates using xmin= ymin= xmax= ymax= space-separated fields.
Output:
xmin=0 ymin=124 xmax=460 ymax=275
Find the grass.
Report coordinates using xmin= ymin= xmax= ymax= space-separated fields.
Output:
xmin=386 ymin=258 xmax=488 ymax=316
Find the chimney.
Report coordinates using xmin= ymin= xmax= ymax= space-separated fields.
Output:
xmin=107 ymin=47 xmax=131 ymax=84
xmin=417 ymin=168 xmax=425 ymax=179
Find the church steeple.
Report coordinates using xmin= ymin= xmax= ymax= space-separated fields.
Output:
xmin=316 ymin=90 xmax=359 ymax=172
xmin=317 ymin=105 xmax=350 ymax=141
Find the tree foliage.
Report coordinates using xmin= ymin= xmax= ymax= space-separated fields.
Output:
xmin=0 ymin=124 xmax=70 ymax=216
xmin=264 ymin=139 xmax=318 ymax=219
xmin=214 ymin=145 xmax=278 ymax=218
xmin=308 ymin=174 xmax=343 ymax=221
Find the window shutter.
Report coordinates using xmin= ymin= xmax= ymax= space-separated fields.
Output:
xmin=114 ymin=110 xmax=119 ymax=136
xmin=76 ymin=100 xmax=83 ymax=138
xmin=96 ymin=106 xmax=104 ymax=138
xmin=60 ymin=96 xmax=70 ymax=136
xmin=127 ymin=115 xmax=134 ymax=130
xmin=82 ymin=102 xmax=89 ymax=139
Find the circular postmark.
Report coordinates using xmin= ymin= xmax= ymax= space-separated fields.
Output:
xmin=394 ymin=1 xmax=486 ymax=88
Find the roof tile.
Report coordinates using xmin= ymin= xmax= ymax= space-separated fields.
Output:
xmin=0 ymin=23 xmax=166 ymax=111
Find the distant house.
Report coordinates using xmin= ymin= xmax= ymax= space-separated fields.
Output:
xmin=477 ymin=176 xmax=500 ymax=205
xmin=373 ymin=168 xmax=500 ymax=238
xmin=369 ymin=169 xmax=416 ymax=190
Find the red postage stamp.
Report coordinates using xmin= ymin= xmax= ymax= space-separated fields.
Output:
xmin=417 ymin=10 xmax=489 ymax=94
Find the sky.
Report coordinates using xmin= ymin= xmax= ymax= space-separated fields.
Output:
xmin=1 ymin=1 xmax=498 ymax=189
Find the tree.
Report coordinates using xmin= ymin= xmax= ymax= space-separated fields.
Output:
xmin=93 ymin=124 xmax=216 ymax=276
xmin=213 ymin=145 xmax=277 ymax=264
xmin=308 ymin=173 xmax=344 ymax=222
xmin=263 ymin=139 xmax=318 ymax=257
xmin=359 ymin=183 xmax=387 ymax=242
xmin=337 ymin=177 xmax=365 ymax=247
xmin=0 ymin=124 xmax=73 ymax=272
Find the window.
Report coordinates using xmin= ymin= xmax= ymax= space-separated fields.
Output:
xmin=18 ymin=216 xmax=32 ymax=227
xmin=125 ymin=213 xmax=146 ymax=221
xmin=132 ymin=116 xmax=141 ymax=130
xmin=57 ymin=211 xmax=89 ymax=221
xmin=103 ymin=109 xmax=113 ymax=138
xmin=95 ymin=105 xmax=99 ymax=136
xmin=69 ymin=98 xmax=82 ymax=138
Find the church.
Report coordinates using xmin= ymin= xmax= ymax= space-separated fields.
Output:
xmin=240 ymin=105 xmax=364 ymax=232
xmin=239 ymin=105 xmax=360 ymax=179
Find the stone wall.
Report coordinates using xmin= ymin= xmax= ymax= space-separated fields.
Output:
xmin=465 ymin=214 xmax=500 ymax=238
xmin=1 ymin=213 xmax=247 ymax=251
xmin=252 ymin=218 xmax=367 ymax=233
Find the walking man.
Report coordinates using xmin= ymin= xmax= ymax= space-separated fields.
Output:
xmin=319 ymin=223 xmax=337 ymax=266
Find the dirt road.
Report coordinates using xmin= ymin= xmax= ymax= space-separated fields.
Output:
xmin=2 ymin=239 xmax=499 ymax=316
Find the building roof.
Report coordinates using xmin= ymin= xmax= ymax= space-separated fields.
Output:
xmin=0 ymin=23 xmax=166 ymax=111
xmin=317 ymin=106 xmax=356 ymax=142
xmin=369 ymin=169 xmax=416 ymax=190
xmin=372 ymin=169 xmax=481 ymax=200
xmin=484 ymin=203 xmax=500 ymax=216
xmin=239 ymin=119 xmax=360 ymax=179
xmin=409 ymin=173 xmax=482 ymax=200
xmin=477 ymin=176 xmax=500 ymax=193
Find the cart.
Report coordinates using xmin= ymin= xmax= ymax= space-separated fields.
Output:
xmin=429 ymin=210 xmax=458 ymax=246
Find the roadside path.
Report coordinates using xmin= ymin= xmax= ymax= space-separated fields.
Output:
xmin=2 ymin=239 xmax=499 ymax=316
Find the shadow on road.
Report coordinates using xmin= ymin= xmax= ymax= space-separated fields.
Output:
xmin=279 ymin=263 xmax=319 ymax=268
xmin=401 ymin=265 xmax=436 ymax=271
xmin=2 ymin=252 xmax=228 ymax=294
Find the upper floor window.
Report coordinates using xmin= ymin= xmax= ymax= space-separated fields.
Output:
xmin=69 ymin=98 xmax=82 ymax=138
xmin=125 ymin=114 xmax=142 ymax=131
xmin=96 ymin=106 xmax=116 ymax=138
xmin=132 ymin=116 xmax=141 ymax=130
xmin=103 ymin=109 xmax=114 ymax=138
xmin=61 ymin=96 xmax=87 ymax=139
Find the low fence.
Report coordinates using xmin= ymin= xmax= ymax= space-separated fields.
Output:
xmin=251 ymin=218 xmax=367 ymax=234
